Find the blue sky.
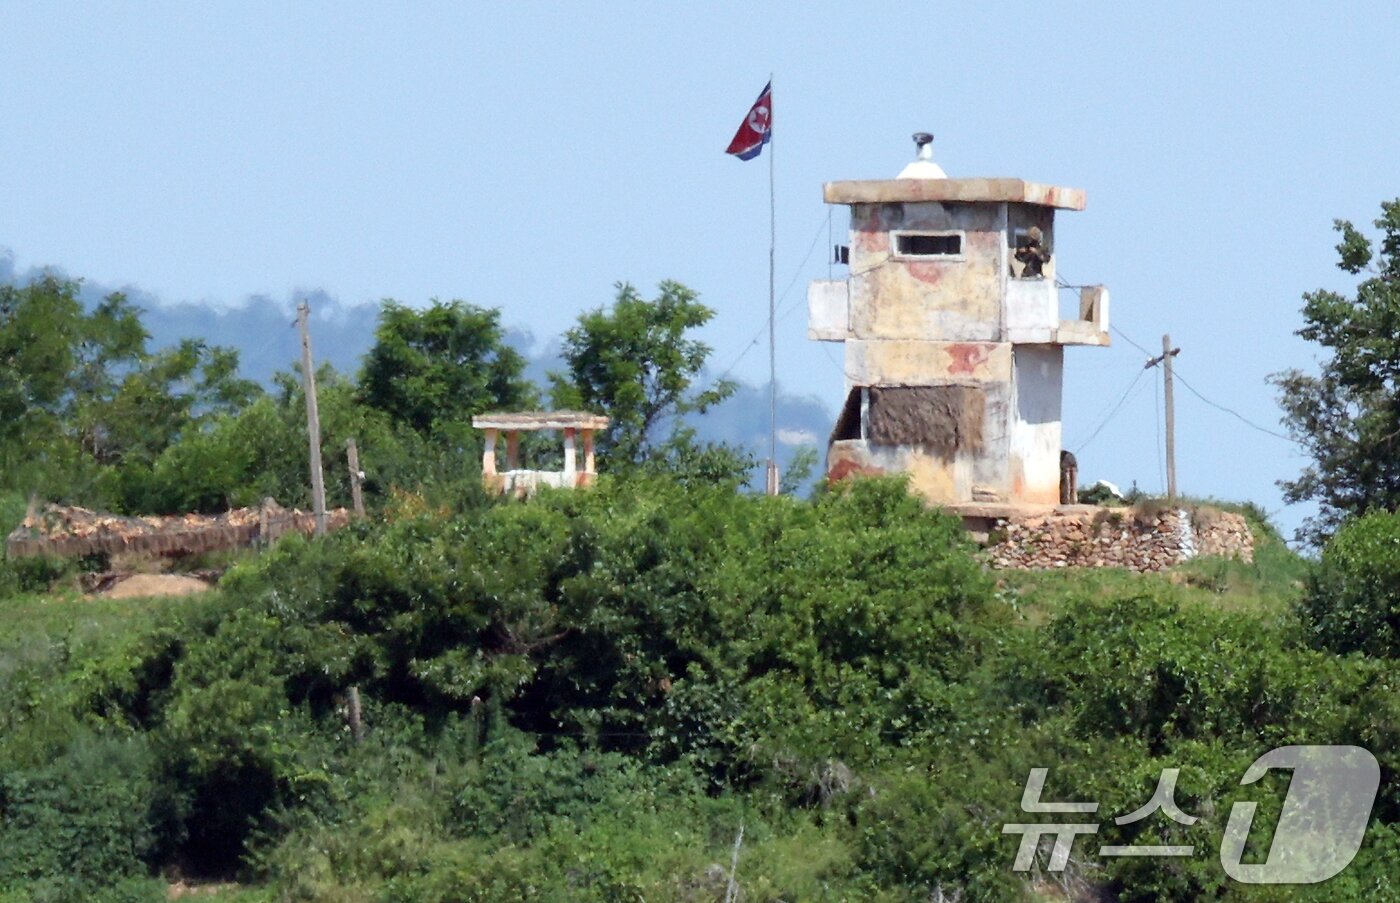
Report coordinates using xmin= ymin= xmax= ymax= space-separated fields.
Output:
xmin=2 ymin=2 xmax=1398 ymax=538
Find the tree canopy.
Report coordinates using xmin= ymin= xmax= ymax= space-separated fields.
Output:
xmin=0 ymin=276 xmax=259 ymax=509
xmin=550 ymin=281 xmax=736 ymax=467
xmin=359 ymin=300 xmax=533 ymax=435
xmin=0 ymin=273 xmax=759 ymax=517
xmin=1273 ymin=200 xmax=1400 ymax=543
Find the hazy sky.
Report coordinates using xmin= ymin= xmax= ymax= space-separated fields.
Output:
xmin=2 ymin=2 xmax=1398 ymax=538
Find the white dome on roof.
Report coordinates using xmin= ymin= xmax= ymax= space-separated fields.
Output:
xmin=898 ymin=132 xmax=947 ymax=179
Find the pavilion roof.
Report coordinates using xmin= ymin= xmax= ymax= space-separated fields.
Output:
xmin=472 ymin=411 xmax=610 ymax=431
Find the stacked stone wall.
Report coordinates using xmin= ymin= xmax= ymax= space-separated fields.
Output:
xmin=984 ymin=506 xmax=1254 ymax=571
xmin=5 ymin=499 xmax=351 ymax=561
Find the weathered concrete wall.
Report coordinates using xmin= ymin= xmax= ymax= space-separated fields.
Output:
xmin=984 ymin=506 xmax=1255 ymax=572
xmin=828 ymin=440 xmax=979 ymax=506
xmin=824 ymin=178 xmax=1086 ymax=210
xmin=483 ymin=469 xmax=595 ymax=498
xmin=1009 ymin=346 xmax=1064 ymax=505
xmin=1005 ymin=277 xmax=1056 ymax=342
xmin=848 ymin=202 xmax=1006 ymax=341
xmin=807 ymin=279 xmax=850 ymax=341
xmin=843 ymin=339 xmax=1010 ymax=386
xmin=827 ymin=374 xmax=1016 ymax=507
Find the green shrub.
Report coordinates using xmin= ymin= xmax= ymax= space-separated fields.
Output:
xmin=204 ymin=477 xmax=994 ymax=785
xmin=1001 ymin=591 xmax=1394 ymax=752
xmin=851 ymin=763 xmax=1027 ymax=902
xmin=5 ymin=474 xmax=1393 ymax=899
xmin=1301 ymin=510 xmax=1400 ymax=657
xmin=0 ymin=554 xmax=72 ymax=597
xmin=0 ymin=492 xmax=27 ymax=537
xmin=0 ymin=733 xmax=171 ymax=899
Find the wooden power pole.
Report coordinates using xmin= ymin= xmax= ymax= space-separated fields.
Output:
xmin=346 ymin=438 xmax=365 ymax=518
xmin=297 ymin=303 xmax=329 ymax=536
xmin=1146 ymin=334 xmax=1181 ymax=500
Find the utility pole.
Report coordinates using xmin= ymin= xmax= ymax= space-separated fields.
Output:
xmin=297 ymin=303 xmax=328 ymax=536
xmin=346 ymin=438 xmax=366 ymax=518
xmin=1145 ymin=334 xmax=1181 ymax=500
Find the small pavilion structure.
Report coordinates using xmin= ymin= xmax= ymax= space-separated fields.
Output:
xmin=472 ymin=411 xmax=610 ymax=496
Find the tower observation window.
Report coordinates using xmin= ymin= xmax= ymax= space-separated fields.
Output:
xmin=893 ymin=231 xmax=963 ymax=258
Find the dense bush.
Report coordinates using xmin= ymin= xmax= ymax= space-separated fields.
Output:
xmin=4 ymin=476 xmax=1400 ymax=900
xmin=0 ymin=734 xmax=169 ymax=894
xmin=0 ymin=555 xmax=72 ymax=598
xmin=1300 ymin=509 xmax=1400 ymax=657
xmin=192 ymin=477 xmax=993 ymax=786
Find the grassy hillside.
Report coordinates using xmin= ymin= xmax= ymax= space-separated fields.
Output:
xmin=0 ymin=480 xmax=1393 ymax=902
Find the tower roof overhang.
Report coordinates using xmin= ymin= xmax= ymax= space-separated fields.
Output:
xmin=824 ymin=178 xmax=1085 ymax=211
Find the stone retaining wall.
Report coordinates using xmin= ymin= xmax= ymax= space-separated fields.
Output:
xmin=6 ymin=499 xmax=351 ymax=561
xmin=984 ymin=506 xmax=1254 ymax=571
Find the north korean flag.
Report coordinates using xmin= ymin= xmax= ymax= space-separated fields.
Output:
xmin=725 ymin=81 xmax=772 ymax=161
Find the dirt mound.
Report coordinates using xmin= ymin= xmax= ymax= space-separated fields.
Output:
xmin=99 ymin=574 xmax=212 ymax=599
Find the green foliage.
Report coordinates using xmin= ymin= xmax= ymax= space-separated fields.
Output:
xmin=633 ymin=424 xmax=758 ymax=488
xmin=0 ymin=275 xmax=259 ymax=512
xmin=0 ymin=555 xmax=72 ymax=598
xmin=248 ymin=718 xmax=863 ymax=903
xmin=0 ymin=275 xmax=104 ymax=458
xmin=0 ymin=486 xmax=1392 ymax=900
xmin=136 ymin=367 xmax=469 ymax=515
xmin=852 ymin=763 xmax=1028 ymax=901
xmin=1078 ymin=481 xmax=1128 ymax=506
xmin=550 ymin=281 xmax=737 ymax=466
xmin=200 ymin=478 xmax=989 ymax=785
xmin=0 ymin=491 xmax=26 ymax=536
xmin=0 ymin=733 xmax=170 ymax=896
xmin=1272 ymin=199 xmax=1400 ymax=543
xmin=778 ymin=445 xmax=819 ymax=495
xmin=360 ymin=300 xmax=533 ymax=435
xmin=1005 ymin=593 xmax=1383 ymax=749
xmin=0 ymin=589 xmax=214 ymax=901
xmin=1301 ymin=509 xmax=1400 ymax=657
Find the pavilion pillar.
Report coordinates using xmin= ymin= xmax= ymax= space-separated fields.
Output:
xmin=583 ymin=430 xmax=596 ymax=473
xmin=482 ymin=428 xmax=498 ymax=475
xmin=505 ymin=431 xmax=521 ymax=470
xmin=563 ymin=427 xmax=577 ymax=477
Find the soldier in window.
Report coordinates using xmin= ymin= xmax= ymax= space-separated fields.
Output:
xmin=1015 ymin=226 xmax=1051 ymax=279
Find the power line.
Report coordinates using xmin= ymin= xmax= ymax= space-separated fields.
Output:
xmin=775 ymin=213 xmax=832 ymax=319
xmin=1112 ymin=325 xmax=1155 ymax=358
xmin=1172 ymin=368 xmax=1298 ymax=444
xmin=707 ymin=210 xmax=831 ymax=388
xmin=709 ymin=330 xmax=765 ymax=388
xmin=819 ymin=341 xmax=852 ymax=381
xmin=1071 ymin=367 xmax=1149 ymax=453
xmin=1108 ymin=321 xmax=1298 ymax=444
xmin=1052 ymin=276 xmax=1152 ymax=361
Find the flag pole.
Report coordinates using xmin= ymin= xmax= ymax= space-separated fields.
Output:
xmin=765 ymin=73 xmax=779 ymax=496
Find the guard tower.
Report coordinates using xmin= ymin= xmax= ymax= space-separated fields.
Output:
xmin=808 ymin=134 xmax=1109 ymax=512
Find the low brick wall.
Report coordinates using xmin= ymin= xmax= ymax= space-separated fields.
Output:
xmin=984 ymin=506 xmax=1254 ymax=572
